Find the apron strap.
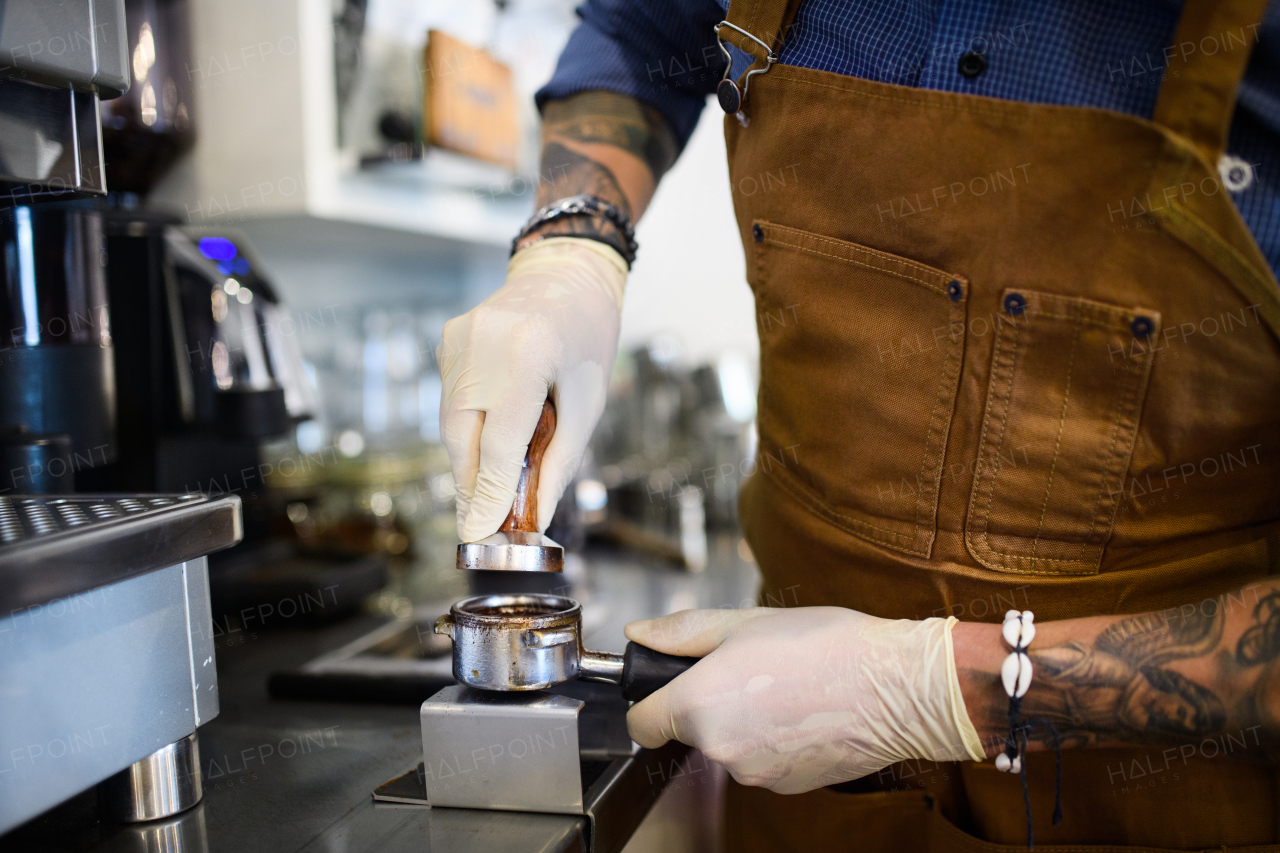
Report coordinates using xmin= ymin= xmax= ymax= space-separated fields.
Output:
xmin=720 ymin=0 xmax=803 ymax=67
xmin=1150 ymin=0 xmax=1269 ymax=162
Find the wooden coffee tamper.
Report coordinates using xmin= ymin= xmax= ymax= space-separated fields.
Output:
xmin=455 ymin=399 xmax=564 ymax=572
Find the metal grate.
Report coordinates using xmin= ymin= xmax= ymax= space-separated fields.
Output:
xmin=0 ymin=498 xmax=22 ymax=543
xmin=49 ymin=500 xmax=90 ymax=527
xmin=87 ymin=502 xmax=121 ymax=520
xmin=0 ymin=494 xmax=204 ymax=545
xmin=21 ymin=500 xmax=59 ymax=535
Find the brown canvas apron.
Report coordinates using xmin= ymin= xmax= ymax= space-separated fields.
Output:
xmin=717 ymin=0 xmax=1280 ymax=849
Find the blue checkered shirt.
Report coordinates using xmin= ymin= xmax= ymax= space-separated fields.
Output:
xmin=537 ymin=0 xmax=1280 ymax=277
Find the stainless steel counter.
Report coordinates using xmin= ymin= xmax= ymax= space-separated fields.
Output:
xmin=4 ymin=536 xmax=759 ymax=853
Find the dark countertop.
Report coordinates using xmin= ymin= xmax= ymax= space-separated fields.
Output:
xmin=5 ymin=536 xmax=758 ymax=853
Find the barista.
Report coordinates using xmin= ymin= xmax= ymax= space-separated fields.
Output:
xmin=437 ymin=0 xmax=1280 ymax=849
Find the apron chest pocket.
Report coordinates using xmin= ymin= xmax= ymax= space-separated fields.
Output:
xmin=750 ymin=220 xmax=968 ymax=557
xmin=965 ymin=289 xmax=1160 ymax=574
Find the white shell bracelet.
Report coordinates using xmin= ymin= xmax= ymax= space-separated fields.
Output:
xmin=995 ymin=609 xmax=1034 ymax=774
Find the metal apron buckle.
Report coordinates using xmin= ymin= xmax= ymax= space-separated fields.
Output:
xmin=714 ymin=21 xmax=777 ymax=127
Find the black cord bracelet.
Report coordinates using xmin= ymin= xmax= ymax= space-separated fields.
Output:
xmin=510 ymin=194 xmax=638 ymax=268
xmin=999 ymin=609 xmax=1064 ymax=849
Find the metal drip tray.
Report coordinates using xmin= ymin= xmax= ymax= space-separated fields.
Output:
xmin=0 ymin=493 xmax=242 ymax=613
xmin=1 ymin=493 xmax=204 ymax=540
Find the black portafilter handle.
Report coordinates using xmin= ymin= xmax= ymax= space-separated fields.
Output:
xmin=620 ymin=642 xmax=699 ymax=702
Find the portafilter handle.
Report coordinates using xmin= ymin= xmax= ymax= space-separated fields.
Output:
xmin=579 ymin=642 xmax=699 ymax=702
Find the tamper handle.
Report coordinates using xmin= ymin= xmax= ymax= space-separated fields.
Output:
xmin=620 ymin=642 xmax=699 ymax=702
xmin=500 ymin=398 xmax=556 ymax=533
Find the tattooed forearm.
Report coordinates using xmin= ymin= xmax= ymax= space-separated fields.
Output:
xmin=541 ymin=90 xmax=679 ymax=181
xmin=1021 ymin=605 xmax=1226 ymax=747
xmin=536 ymin=142 xmax=632 ymax=243
xmin=517 ymin=90 xmax=679 ymax=253
xmin=952 ymin=581 xmax=1278 ymax=755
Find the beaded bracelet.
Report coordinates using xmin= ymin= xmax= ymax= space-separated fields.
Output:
xmin=995 ymin=609 xmax=1062 ymax=849
xmin=996 ymin=609 xmax=1035 ymax=773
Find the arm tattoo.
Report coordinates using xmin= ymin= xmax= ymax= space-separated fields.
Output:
xmin=541 ymin=91 xmax=679 ymax=180
xmin=536 ymin=142 xmax=632 ymax=243
xmin=990 ymin=586 xmax=1280 ymax=750
xmin=1235 ymin=591 xmax=1280 ymax=666
xmin=1018 ymin=604 xmax=1225 ymax=747
xmin=521 ymin=90 xmax=678 ymax=251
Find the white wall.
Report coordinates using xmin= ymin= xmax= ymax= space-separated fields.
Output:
xmin=620 ymin=101 xmax=758 ymax=366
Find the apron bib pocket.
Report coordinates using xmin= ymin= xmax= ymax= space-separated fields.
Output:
xmin=750 ymin=220 xmax=968 ymax=557
xmin=965 ymin=289 xmax=1161 ymax=574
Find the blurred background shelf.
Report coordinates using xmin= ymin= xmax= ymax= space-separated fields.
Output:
xmin=325 ymin=152 xmax=530 ymax=246
xmin=152 ymin=0 xmax=547 ymax=246
xmin=148 ymin=0 xmax=755 ymax=366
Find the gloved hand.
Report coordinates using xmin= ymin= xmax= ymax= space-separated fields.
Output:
xmin=437 ymin=237 xmax=627 ymax=542
xmin=624 ymin=607 xmax=985 ymax=794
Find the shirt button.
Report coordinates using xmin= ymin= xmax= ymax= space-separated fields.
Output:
xmin=1217 ymin=154 xmax=1255 ymax=192
xmin=752 ymin=224 xmax=764 ymax=242
xmin=958 ymin=51 xmax=987 ymax=79
xmin=1004 ymin=293 xmax=1026 ymax=316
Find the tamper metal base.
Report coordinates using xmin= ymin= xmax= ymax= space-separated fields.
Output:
xmin=456 ymin=530 xmax=564 ymax=572
xmin=415 ymin=682 xmax=688 ymax=853
xmin=98 ymin=733 xmax=203 ymax=823
xmin=421 ymin=686 xmax=584 ymax=813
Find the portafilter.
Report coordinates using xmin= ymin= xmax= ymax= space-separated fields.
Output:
xmin=435 ymin=593 xmax=696 ymax=701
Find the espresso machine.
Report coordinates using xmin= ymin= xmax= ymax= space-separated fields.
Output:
xmin=0 ymin=0 xmax=245 ymax=836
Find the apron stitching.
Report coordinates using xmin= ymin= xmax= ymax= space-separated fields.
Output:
xmin=913 ymin=298 xmax=968 ymax=549
xmin=1161 ymin=199 xmax=1280 ymax=337
xmin=913 ymin=313 xmax=959 ymax=545
xmin=975 ymin=549 xmax=1099 ymax=567
xmin=1021 ymin=311 xmax=1137 ymax=330
xmin=1077 ymin=376 xmax=1129 ymax=554
xmin=1080 ymin=308 xmax=1162 ymax=555
xmin=762 ymin=230 xmax=954 ymax=294
xmin=762 ymin=220 xmax=943 ymax=273
xmin=1030 ymin=306 xmax=1083 ymax=561
xmin=1079 ymin=323 xmax=1153 ymax=551
xmin=762 ymin=237 xmax=950 ymax=293
xmin=969 ymin=303 xmax=1021 ymax=553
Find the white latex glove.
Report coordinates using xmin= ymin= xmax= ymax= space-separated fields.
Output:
xmin=624 ymin=607 xmax=985 ymax=794
xmin=437 ymin=237 xmax=626 ymax=542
